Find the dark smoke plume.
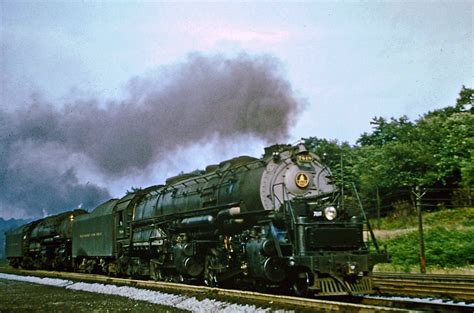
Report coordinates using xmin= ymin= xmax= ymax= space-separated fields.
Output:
xmin=0 ymin=53 xmax=304 ymax=218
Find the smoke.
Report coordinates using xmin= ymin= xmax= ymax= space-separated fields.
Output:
xmin=0 ymin=53 xmax=304 ymax=218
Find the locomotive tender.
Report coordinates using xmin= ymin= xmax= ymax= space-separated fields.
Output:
xmin=5 ymin=143 xmax=389 ymax=296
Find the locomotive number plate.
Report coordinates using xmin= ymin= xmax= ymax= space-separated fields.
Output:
xmin=297 ymin=154 xmax=313 ymax=162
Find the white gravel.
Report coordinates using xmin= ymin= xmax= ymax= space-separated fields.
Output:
xmin=0 ymin=273 xmax=269 ymax=312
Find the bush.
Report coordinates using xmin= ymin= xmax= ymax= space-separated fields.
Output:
xmin=424 ymin=207 xmax=474 ymax=227
xmin=383 ymin=225 xmax=474 ymax=269
xmin=375 ymin=201 xmax=418 ymax=230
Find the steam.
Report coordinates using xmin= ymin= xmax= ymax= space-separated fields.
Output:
xmin=0 ymin=53 xmax=304 ymax=218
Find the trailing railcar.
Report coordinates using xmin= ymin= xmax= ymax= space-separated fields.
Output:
xmin=5 ymin=209 xmax=86 ymax=270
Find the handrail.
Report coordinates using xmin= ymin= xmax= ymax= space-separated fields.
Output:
xmin=351 ymin=182 xmax=380 ymax=252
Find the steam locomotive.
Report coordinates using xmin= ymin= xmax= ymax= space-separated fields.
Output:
xmin=5 ymin=143 xmax=389 ymax=296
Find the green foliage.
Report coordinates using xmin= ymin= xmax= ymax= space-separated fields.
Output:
xmin=382 ymin=231 xmax=420 ymax=270
xmin=377 ymin=207 xmax=474 ymax=270
xmin=455 ymin=85 xmax=474 ymax=112
xmin=355 ymin=139 xmax=436 ymax=189
xmin=423 ymin=207 xmax=474 ymax=227
xmin=376 ymin=207 xmax=474 ymax=230
xmin=351 ymin=87 xmax=473 ymax=216
xmin=461 ymin=154 xmax=474 ymax=188
xmin=419 ymin=112 xmax=474 ymax=184
xmin=358 ymin=116 xmax=416 ymax=147
xmin=306 ymin=87 xmax=472 ymax=217
xmin=377 ymin=215 xmax=417 ymax=230
xmin=375 ymin=201 xmax=418 ymax=230
xmin=384 ymin=226 xmax=474 ymax=269
xmin=304 ymin=137 xmax=355 ymax=188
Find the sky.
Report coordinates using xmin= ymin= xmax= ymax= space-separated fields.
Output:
xmin=0 ymin=1 xmax=472 ymax=219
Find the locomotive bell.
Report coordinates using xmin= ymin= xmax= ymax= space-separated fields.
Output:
xmin=297 ymin=144 xmax=308 ymax=154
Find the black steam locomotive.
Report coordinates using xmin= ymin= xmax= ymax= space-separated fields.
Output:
xmin=5 ymin=143 xmax=389 ymax=296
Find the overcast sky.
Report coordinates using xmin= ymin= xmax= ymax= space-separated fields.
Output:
xmin=0 ymin=1 xmax=472 ymax=218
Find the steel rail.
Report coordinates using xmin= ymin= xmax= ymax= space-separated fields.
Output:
xmin=349 ymin=295 xmax=473 ymax=313
xmin=372 ymin=272 xmax=474 ymax=301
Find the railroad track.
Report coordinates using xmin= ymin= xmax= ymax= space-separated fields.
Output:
xmin=0 ymin=268 xmax=403 ymax=312
xmin=1 ymin=267 xmax=473 ymax=312
xmin=348 ymin=295 xmax=472 ymax=313
xmin=372 ymin=272 xmax=474 ymax=301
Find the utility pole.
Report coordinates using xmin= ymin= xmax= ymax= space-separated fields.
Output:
xmin=340 ymin=152 xmax=344 ymax=210
xmin=376 ymin=187 xmax=381 ymax=229
xmin=413 ymin=186 xmax=427 ymax=274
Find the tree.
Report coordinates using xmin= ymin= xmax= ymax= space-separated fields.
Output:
xmin=352 ymin=87 xmax=473 ymax=214
xmin=304 ymin=137 xmax=355 ymax=187
xmin=306 ymin=87 xmax=472 ymax=216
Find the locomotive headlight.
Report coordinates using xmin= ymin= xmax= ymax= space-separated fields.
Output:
xmin=324 ymin=206 xmax=337 ymax=220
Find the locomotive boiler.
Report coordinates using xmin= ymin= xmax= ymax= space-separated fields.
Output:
xmin=5 ymin=143 xmax=389 ymax=296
